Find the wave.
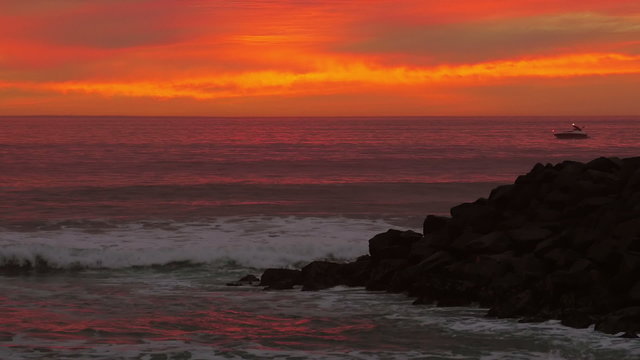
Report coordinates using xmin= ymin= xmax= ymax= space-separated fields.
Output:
xmin=0 ymin=216 xmax=406 ymax=272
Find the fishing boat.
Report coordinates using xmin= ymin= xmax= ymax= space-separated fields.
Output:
xmin=553 ymin=124 xmax=588 ymax=139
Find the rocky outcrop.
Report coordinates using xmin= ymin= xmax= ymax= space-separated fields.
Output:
xmin=258 ymin=156 xmax=640 ymax=337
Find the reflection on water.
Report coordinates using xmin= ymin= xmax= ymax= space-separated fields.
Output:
xmin=1 ymin=269 xmax=639 ymax=359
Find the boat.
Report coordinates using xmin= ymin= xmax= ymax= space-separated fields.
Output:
xmin=553 ymin=123 xmax=588 ymax=139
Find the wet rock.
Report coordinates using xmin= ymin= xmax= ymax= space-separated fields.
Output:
xmin=368 ymin=229 xmax=422 ymax=261
xmin=366 ymin=259 xmax=409 ymax=291
xmin=226 ymin=274 xmax=260 ymax=286
xmin=416 ymin=251 xmax=455 ymax=272
xmin=301 ymin=261 xmax=346 ymax=291
xmin=260 ymin=269 xmax=302 ymax=290
xmin=560 ymin=310 xmax=594 ymax=329
xmin=595 ymin=307 xmax=640 ymax=335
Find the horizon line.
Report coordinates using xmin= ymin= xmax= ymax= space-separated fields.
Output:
xmin=1 ymin=114 xmax=638 ymax=119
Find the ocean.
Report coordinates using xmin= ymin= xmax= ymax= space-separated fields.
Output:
xmin=1 ymin=116 xmax=640 ymax=359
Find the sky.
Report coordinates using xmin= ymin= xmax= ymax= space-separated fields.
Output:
xmin=1 ymin=0 xmax=640 ymax=116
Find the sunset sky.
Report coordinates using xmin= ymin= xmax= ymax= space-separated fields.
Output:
xmin=1 ymin=0 xmax=640 ymax=116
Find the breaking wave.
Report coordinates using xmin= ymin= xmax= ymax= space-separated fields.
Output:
xmin=0 ymin=216 xmax=406 ymax=272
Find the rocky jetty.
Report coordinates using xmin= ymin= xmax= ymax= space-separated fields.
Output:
xmin=255 ymin=156 xmax=640 ymax=337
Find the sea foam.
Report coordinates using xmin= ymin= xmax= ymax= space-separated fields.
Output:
xmin=0 ymin=216 xmax=405 ymax=270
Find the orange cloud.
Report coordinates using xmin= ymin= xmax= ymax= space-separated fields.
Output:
xmin=2 ymin=52 xmax=638 ymax=101
xmin=1 ymin=0 xmax=640 ymax=115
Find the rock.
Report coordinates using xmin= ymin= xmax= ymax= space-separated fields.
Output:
xmin=423 ymin=215 xmax=450 ymax=235
xmin=488 ymin=184 xmax=515 ymax=206
xmin=488 ymin=289 xmax=537 ymax=318
xmin=257 ymin=156 xmax=640 ymax=337
xmin=447 ymin=256 xmax=510 ymax=284
xmin=465 ymin=231 xmax=511 ymax=254
xmin=260 ymin=269 xmax=302 ymax=290
xmin=366 ymin=259 xmax=410 ymax=291
xmin=416 ymin=250 xmax=455 ymax=272
xmin=586 ymin=157 xmax=622 ymax=174
xmin=595 ymin=307 xmax=640 ymax=335
xmin=226 ymin=274 xmax=260 ymax=286
xmin=510 ymin=254 xmax=549 ymax=281
xmin=368 ymin=229 xmax=422 ymax=261
xmin=543 ymin=248 xmax=581 ymax=269
xmin=508 ymin=227 xmax=552 ymax=252
xmin=341 ymin=257 xmax=373 ymax=287
xmin=300 ymin=261 xmax=346 ymax=291
xmin=408 ymin=238 xmax=439 ymax=262
xmin=614 ymin=217 xmax=640 ymax=239
xmin=628 ymin=281 xmax=640 ymax=303
xmin=450 ymin=200 xmax=499 ymax=234
xmin=561 ymin=310 xmax=594 ymax=329
xmin=411 ymin=276 xmax=478 ymax=307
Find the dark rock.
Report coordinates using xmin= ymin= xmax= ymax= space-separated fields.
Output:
xmin=260 ymin=269 xmax=302 ymax=289
xmin=586 ymin=157 xmax=622 ymax=174
xmin=510 ymin=254 xmax=549 ymax=281
xmin=342 ymin=257 xmax=373 ymax=287
xmin=423 ymin=215 xmax=450 ymax=235
xmin=543 ymin=248 xmax=581 ymax=269
xmin=488 ymin=289 xmax=537 ymax=318
xmin=446 ymin=257 xmax=510 ymax=284
xmin=629 ymin=281 xmax=640 ymax=302
xmin=258 ymin=156 xmax=640 ymax=337
xmin=561 ymin=310 xmax=594 ymax=329
xmin=408 ymin=238 xmax=438 ymax=262
xmin=450 ymin=200 xmax=499 ymax=234
xmin=368 ymin=229 xmax=422 ymax=261
xmin=465 ymin=231 xmax=511 ymax=254
xmin=488 ymin=184 xmax=515 ymax=206
xmin=416 ymin=250 xmax=455 ymax=272
xmin=411 ymin=276 xmax=478 ymax=307
xmin=300 ymin=261 xmax=346 ymax=291
xmin=226 ymin=274 xmax=260 ymax=286
xmin=595 ymin=307 xmax=640 ymax=335
xmin=508 ymin=227 xmax=552 ymax=252
xmin=614 ymin=217 xmax=640 ymax=239
xmin=366 ymin=259 xmax=410 ymax=291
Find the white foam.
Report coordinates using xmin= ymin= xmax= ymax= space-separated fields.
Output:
xmin=0 ymin=217 xmax=406 ymax=270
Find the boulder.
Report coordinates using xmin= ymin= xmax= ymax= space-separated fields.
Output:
xmin=368 ymin=229 xmax=422 ymax=261
xmin=423 ymin=215 xmax=450 ymax=235
xmin=560 ymin=310 xmax=595 ymax=329
xmin=300 ymin=261 xmax=346 ymax=291
xmin=586 ymin=157 xmax=622 ymax=174
xmin=366 ymin=258 xmax=410 ymax=291
xmin=341 ymin=256 xmax=373 ymax=287
xmin=226 ymin=274 xmax=260 ymax=286
xmin=465 ymin=231 xmax=511 ymax=254
xmin=450 ymin=200 xmax=499 ymax=234
xmin=260 ymin=269 xmax=302 ymax=290
xmin=508 ymin=227 xmax=552 ymax=252
xmin=408 ymin=238 xmax=439 ymax=262
xmin=595 ymin=307 xmax=640 ymax=335
xmin=488 ymin=184 xmax=515 ymax=208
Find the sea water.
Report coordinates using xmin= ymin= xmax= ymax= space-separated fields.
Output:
xmin=1 ymin=116 xmax=640 ymax=359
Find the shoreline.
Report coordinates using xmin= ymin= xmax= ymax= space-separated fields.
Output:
xmin=254 ymin=156 xmax=640 ymax=338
